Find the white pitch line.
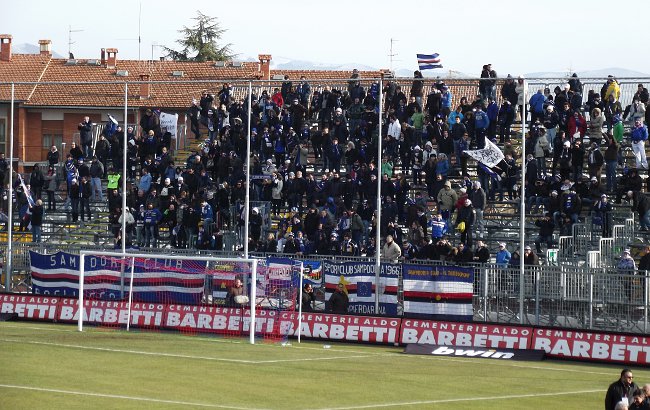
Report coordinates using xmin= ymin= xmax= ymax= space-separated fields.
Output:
xmin=310 ymin=389 xmax=603 ymax=410
xmin=0 ymin=338 xmax=257 ymax=363
xmin=0 ymin=338 xmax=375 ymax=365
xmin=256 ymin=354 xmax=374 ymax=363
xmin=0 ymin=384 xmax=268 ymax=410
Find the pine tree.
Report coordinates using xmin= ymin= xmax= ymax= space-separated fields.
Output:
xmin=164 ymin=11 xmax=235 ymax=62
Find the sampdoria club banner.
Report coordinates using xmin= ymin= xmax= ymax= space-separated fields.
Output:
xmin=323 ymin=260 xmax=399 ymax=316
xmin=30 ymin=251 xmax=205 ymax=304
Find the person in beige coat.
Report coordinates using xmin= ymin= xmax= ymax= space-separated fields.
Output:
xmin=382 ymin=234 xmax=402 ymax=260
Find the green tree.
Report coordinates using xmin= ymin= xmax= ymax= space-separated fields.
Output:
xmin=164 ymin=11 xmax=235 ymax=62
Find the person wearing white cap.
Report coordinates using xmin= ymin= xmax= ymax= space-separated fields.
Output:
xmin=496 ymin=242 xmax=511 ymax=266
xmin=592 ymin=193 xmax=613 ymax=237
xmin=558 ymin=138 xmax=573 ymax=181
xmin=523 ymin=245 xmax=540 ymax=266
xmin=617 ymin=248 xmax=637 ymax=300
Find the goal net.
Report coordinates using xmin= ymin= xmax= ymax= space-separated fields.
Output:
xmin=77 ymin=251 xmax=263 ymax=343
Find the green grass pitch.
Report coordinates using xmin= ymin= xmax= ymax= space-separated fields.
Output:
xmin=0 ymin=321 xmax=646 ymax=409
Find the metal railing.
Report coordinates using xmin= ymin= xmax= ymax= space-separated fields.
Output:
xmin=3 ymin=242 xmax=649 ymax=334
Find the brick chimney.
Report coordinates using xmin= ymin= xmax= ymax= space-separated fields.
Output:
xmin=100 ymin=48 xmax=106 ymax=65
xmin=38 ymin=39 xmax=52 ymax=56
xmin=0 ymin=34 xmax=12 ymax=62
xmin=106 ymin=48 xmax=118 ymax=68
xmin=258 ymin=54 xmax=271 ymax=81
xmin=139 ymin=74 xmax=150 ymax=99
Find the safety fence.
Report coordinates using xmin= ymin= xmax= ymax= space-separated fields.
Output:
xmin=2 ymin=242 xmax=649 ymax=334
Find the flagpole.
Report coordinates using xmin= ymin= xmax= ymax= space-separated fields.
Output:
xmin=121 ymin=82 xmax=128 ymax=254
xmin=243 ymin=80 xmax=252 ymax=258
xmin=519 ymin=79 xmax=527 ymax=325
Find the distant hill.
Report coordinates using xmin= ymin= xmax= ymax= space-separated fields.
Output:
xmin=13 ymin=43 xmax=65 ymax=59
xmin=525 ymin=67 xmax=649 ymax=79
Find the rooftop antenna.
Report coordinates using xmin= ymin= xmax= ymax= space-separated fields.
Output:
xmin=68 ymin=25 xmax=84 ymax=59
xmin=138 ymin=2 xmax=142 ymax=60
xmin=388 ymin=38 xmax=400 ymax=72
xmin=151 ymin=43 xmax=164 ymax=61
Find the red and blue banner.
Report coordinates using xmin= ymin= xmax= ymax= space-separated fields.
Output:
xmin=402 ymin=264 xmax=473 ymax=320
xmin=30 ymin=251 xmax=206 ymax=305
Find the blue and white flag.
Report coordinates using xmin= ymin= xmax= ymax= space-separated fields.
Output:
xmin=417 ymin=53 xmax=443 ymax=70
xmin=464 ymin=138 xmax=504 ymax=168
xmin=18 ymin=174 xmax=35 ymax=207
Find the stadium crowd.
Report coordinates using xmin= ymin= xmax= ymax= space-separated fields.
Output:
xmin=1 ymin=69 xmax=649 ymax=267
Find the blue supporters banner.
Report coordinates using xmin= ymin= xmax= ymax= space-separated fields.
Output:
xmin=30 ymin=251 xmax=205 ymax=304
xmin=402 ymin=264 xmax=473 ymax=320
xmin=323 ymin=260 xmax=400 ymax=316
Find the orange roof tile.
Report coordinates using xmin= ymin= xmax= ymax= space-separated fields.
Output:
xmin=0 ymin=54 xmax=51 ymax=101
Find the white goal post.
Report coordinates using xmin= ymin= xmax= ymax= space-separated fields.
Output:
xmin=77 ymin=250 xmax=259 ymax=344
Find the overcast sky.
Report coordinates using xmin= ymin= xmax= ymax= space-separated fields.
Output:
xmin=5 ymin=0 xmax=650 ymax=76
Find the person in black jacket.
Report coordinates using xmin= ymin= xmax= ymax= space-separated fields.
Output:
xmin=328 ymin=283 xmax=349 ymax=314
xmin=455 ymin=199 xmax=476 ymax=247
xmin=300 ymin=283 xmax=316 ymax=312
xmin=473 ymin=240 xmax=490 ymax=263
xmin=30 ymin=199 xmax=44 ymax=243
xmin=534 ymin=214 xmax=555 ymax=253
xmin=605 ymin=369 xmax=638 ymax=410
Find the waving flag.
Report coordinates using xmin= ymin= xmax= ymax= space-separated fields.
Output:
xmin=18 ymin=174 xmax=35 ymax=207
xmin=464 ymin=138 xmax=504 ymax=168
xmin=417 ymin=53 xmax=443 ymax=70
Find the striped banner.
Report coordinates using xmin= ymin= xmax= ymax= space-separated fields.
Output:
xmin=402 ymin=264 xmax=473 ymax=320
xmin=323 ymin=261 xmax=400 ymax=316
xmin=30 ymin=251 xmax=206 ymax=304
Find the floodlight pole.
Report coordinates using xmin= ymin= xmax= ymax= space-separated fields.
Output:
xmin=375 ymin=79 xmax=384 ymax=314
xmin=519 ymin=80 xmax=527 ymax=325
xmin=244 ymin=81 xmax=252 ymax=257
xmin=121 ymin=82 xmax=128 ymax=253
xmin=5 ymin=83 xmax=14 ymax=291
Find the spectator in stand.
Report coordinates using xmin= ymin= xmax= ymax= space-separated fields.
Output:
xmin=605 ymin=369 xmax=638 ymax=410
xmin=30 ymin=199 xmax=44 ymax=243
xmin=628 ymin=190 xmax=650 ymax=231
xmin=498 ymin=98 xmax=515 ymax=143
xmin=529 ymin=89 xmax=547 ymax=124
xmin=479 ymin=64 xmax=497 ymax=101
xmin=473 ymin=240 xmax=490 ymax=263
xmin=617 ymin=250 xmax=637 ymax=300
xmin=69 ymin=141 xmax=83 ymax=161
xmin=437 ymin=180 xmax=457 ymax=226
xmin=69 ymin=178 xmax=80 ymax=222
xmin=143 ymin=203 xmax=162 ymax=248
xmin=78 ymin=116 xmax=93 ymax=158
xmin=523 ymin=245 xmax=540 ymax=265
xmin=382 ymin=234 xmax=402 ymax=260
xmin=593 ymin=194 xmax=613 ymax=237
xmin=638 ymin=245 xmax=650 ymax=273
xmin=602 ymin=135 xmax=618 ymax=192
xmin=44 ymin=166 xmax=57 ymax=211
xmin=455 ymin=199 xmax=475 ymax=247
xmin=496 ymin=242 xmax=511 ymax=266
xmin=534 ymin=213 xmax=555 ymax=254
xmin=631 ymin=119 xmax=649 ymax=169
xmin=587 ymin=142 xmax=604 ymax=180
xmin=47 ymin=145 xmax=60 ymax=167
xmin=79 ymin=176 xmax=92 ymax=222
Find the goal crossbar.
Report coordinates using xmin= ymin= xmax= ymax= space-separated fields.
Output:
xmin=78 ymin=251 xmax=259 ymax=344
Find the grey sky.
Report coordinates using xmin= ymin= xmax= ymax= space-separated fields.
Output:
xmin=5 ymin=0 xmax=649 ymax=75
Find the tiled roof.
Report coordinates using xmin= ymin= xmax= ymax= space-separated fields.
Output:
xmin=1 ymin=54 xmax=493 ymax=110
xmin=27 ymin=59 xmax=261 ymax=108
xmin=0 ymin=54 xmax=51 ymax=101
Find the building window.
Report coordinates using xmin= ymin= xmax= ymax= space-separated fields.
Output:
xmin=0 ymin=118 xmax=5 ymax=154
xmin=42 ymin=133 xmax=63 ymax=150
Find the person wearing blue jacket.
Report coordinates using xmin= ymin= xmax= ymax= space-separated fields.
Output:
xmin=631 ymin=119 xmax=649 ymax=169
xmin=496 ymin=242 xmax=511 ymax=266
xmin=143 ymin=203 xmax=162 ymax=248
xmin=474 ymin=107 xmax=490 ymax=149
xmin=201 ymin=199 xmax=214 ymax=237
xmin=529 ymin=89 xmax=547 ymax=124
xmin=486 ymin=100 xmax=499 ymax=141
